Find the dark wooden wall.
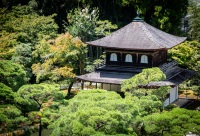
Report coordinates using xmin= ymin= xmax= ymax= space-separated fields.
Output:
xmin=105 ymin=49 xmax=167 ymax=67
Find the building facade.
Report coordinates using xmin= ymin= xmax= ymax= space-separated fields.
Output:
xmin=77 ymin=16 xmax=194 ymax=106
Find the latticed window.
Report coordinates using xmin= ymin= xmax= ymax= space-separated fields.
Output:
xmin=141 ymin=55 xmax=148 ymax=63
xmin=110 ymin=53 xmax=117 ymax=61
xmin=125 ymin=54 xmax=132 ymax=62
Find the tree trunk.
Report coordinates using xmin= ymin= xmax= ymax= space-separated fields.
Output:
xmin=67 ymin=82 xmax=74 ymax=97
xmin=39 ymin=119 xmax=42 ymax=136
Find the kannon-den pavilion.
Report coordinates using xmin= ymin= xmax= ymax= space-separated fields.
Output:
xmin=77 ymin=15 xmax=194 ymax=106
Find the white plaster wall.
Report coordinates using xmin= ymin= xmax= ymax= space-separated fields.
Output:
xmin=111 ymin=84 xmax=121 ymax=92
xmin=164 ymin=86 xmax=179 ymax=107
xmin=102 ymin=84 xmax=110 ymax=91
xmin=102 ymin=84 xmax=121 ymax=91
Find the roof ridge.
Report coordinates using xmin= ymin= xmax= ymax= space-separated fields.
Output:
xmin=141 ymin=22 xmax=166 ymax=48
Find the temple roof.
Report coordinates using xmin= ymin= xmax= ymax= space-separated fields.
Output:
xmin=76 ymin=61 xmax=195 ymax=87
xmin=87 ymin=21 xmax=187 ymax=50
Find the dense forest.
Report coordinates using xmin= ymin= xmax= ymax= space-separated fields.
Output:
xmin=0 ymin=0 xmax=200 ymax=135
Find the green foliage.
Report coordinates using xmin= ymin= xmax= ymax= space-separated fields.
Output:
xmin=49 ymin=89 xmax=162 ymax=135
xmin=0 ymin=5 xmax=58 ymax=82
xmin=121 ymin=67 xmax=171 ymax=103
xmin=188 ymin=1 xmax=200 ymax=41
xmin=32 ymin=33 xmax=87 ymax=83
xmin=0 ymin=6 xmax=58 ymax=43
xmin=121 ymin=68 xmax=169 ymax=101
xmin=17 ymin=83 xmax=65 ymax=135
xmin=0 ymin=5 xmax=58 ymax=68
xmin=115 ymin=0 xmax=188 ymax=34
xmin=0 ymin=83 xmax=16 ymax=103
xmin=169 ymin=41 xmax=200 ymax=95
xmin=143 ymin=108 xmax=200 ymax=136
xmin=0 ymin=60 xmax=27 ymax=91
xmin=17 ymin=83 xmax=60 ymax=109
xmin=169 ymin=41 xmax=200 ymax=70
xmin=65 ymin=6 xmax=117 ymax=42
xmin=0 ymin=83 xmax=28 ymax=134
xmin=0 ymin=104 xmax=27 ymax=133
xmin=12 ymin=43 xmax=33 ymax=79
xmin=85 ymin=54 xmax=106 ymax=73
xmin=121 ymin=67 xmax=166 ymax=92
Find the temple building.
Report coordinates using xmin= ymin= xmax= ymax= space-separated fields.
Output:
xmin=77 ymin=16 xmax=194 ymax=106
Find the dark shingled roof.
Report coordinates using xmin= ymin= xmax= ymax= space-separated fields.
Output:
xmin=76 ymin=61 xmax=195 ymax=86
xmin=76 ymin=71 xmax=135 ymax=84
xmin=87 ymin=21 xmax=187 ymax=50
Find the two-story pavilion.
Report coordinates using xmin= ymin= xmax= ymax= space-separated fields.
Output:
xmin=77 ymin=16 xmax=194 ymax=106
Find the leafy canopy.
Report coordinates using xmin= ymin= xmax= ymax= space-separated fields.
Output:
xmin=0 ymin=60 xmax=27 ymax=91
xmin=143 ymin=108 xmax=200 ymax=136
xmin=169 ymin=41 xmax=200 ymax=70
xmin=32 ymin=33 xmax=87 ymax=83
xmin=65 ymin=6 xmax=118 ymax=42
xmin=188 ymin=0 xmax=200 ymax=41
xmin=121 ymin=67 xmax=169 ymax=101
xmin=49 ymin=89 xmax=162 ymax=136
xmin=0 ymin=83 xmax=27 ymax=134
xmin=0 ymin=6 xmax=58 ymax=60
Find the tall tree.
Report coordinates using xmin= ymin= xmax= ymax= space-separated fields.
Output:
xmin=188 ymin=0 xmax=200 ymax=41
xmin=168 ymin=40 xmax=200 ymax=96
xmin=0 ymin=83 xmax=27 ymax=135
xmin=0 ymin=60 xmax=27 ymax=91
xmin=32 ymin=33 xmax=87 ymax=95
xmin=0 ymin=5 xmax=58 ymax=81
xmin=65 ymin=6 xmax=118 ymax=42
xmin=17 ymin=83 xmax=61 ymax=136
xmin=78 ymin=0 xmax=188 ymax=35
xmin=37 ymin=0 xmax=78 ymax=32
xmin=168 ymin=41 xmax=200 ymax=70
xmin=64 ymin=6 xmax=117 ymax=59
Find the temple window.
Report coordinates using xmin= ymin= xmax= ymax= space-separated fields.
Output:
xmin=140 ymin=55 xmax=148 ymax=63
xmin=110 ymin=53 xmax=117 ymax=61
xmin=125 ymin=54 xmax=132 ymax=62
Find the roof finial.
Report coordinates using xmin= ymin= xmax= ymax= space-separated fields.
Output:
xmin=133 ymin=10 xmax=143 ymax=22
xmin=137 ymin=10 xmax=140 ymax=17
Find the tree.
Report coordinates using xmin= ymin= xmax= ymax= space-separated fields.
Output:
xmin=188 ymin=0 xmax=200 ymax=41
xmin=77 ymin=0 xmax=188 ymax=35
xmin=143 ymin=108 xmax=200 ymax=136
xmin=65 ymin=6 xmax=117 ymax=59
xmin=0 ymin=6 xmax=58 ymax=44
xmin=12 ymin=43 xmax=33 ymax=80
xmin=65 ymin=6 xmax=118 ymax=42
xmin=0 ymin=60 xmax=27 ymax=92
xmin=0 ymin=83 xmax=28 ymax=135
xmin=49 ymin=89 xmax=162 ymax=135
xmin=0 ymin=5 xmax=58 ymax=81
xmin=168 ymin=41 xmax=200 ymax=70
xmin=168 ymin=41 xmax=200 ymax=94
xmin=0 ymin=6 xmax=58 ymax=59
xmin=17 ymin=83 xmax=61 ymax=136
xmin=121 ymin=67 xmax=170 ymax=102
xmin=32 ymin=33 xmax=87 ymax=95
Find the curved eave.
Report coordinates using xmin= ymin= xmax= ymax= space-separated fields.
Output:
xmin=86 ymin=42 xmax=167 ymax=51
xmin=76 ymin=75 xmax=121 ymax=85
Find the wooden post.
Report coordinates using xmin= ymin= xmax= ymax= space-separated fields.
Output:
xmin=96 ymin=82 xmax=97 ymax=89
xmin=136 ymin=53 xmax=138 ymax=66
xmin=81 ymin=81 xmax=84 ymax=90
